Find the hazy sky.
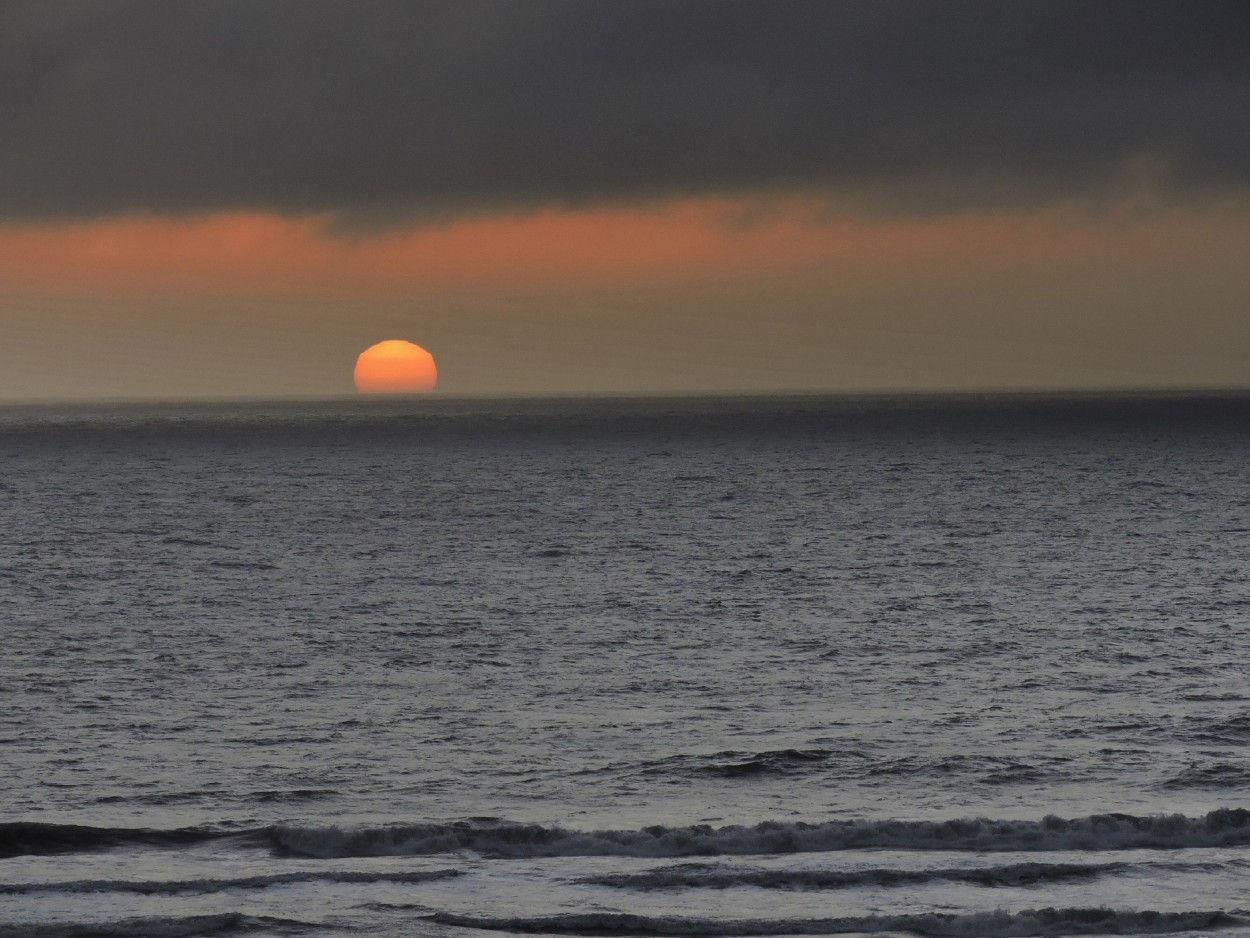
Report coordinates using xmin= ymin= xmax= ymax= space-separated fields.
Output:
xmin=1 ymin=0 xmax=1247 ymax=400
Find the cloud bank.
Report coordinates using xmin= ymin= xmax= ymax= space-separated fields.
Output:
xmin=1 ymin=0 xmax=1246 ymax=223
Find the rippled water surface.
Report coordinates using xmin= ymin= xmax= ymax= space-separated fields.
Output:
xmin=2 ymin=394 xmax=1249 ymax=937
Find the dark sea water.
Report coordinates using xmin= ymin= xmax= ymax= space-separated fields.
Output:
xmin=3 ymin=393 xmax=1250 ymax=938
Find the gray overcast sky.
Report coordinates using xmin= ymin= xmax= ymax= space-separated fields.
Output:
xmin=2 ymin=0 xmax=1248 ymax=224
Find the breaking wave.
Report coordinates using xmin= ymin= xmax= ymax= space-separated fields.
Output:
xmin=581 ymin=861 xmax=1125 ymax=891
xmin=0 ymin=868 xmax=461 ymax=895
xmin=9 ymin=810 xmax=1250 ymax=862
xmin=271 ymin=808 xmax=1250 ymax=859
xmin=431 ymin=908 xmax=1245 ymax=937
xmin=0 ymin=913 xmax=304 ymax=938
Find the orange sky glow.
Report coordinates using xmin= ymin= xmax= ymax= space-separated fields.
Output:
xmin=3 ymin=196 xmax=1242 ymax=298
xmin=4 ymin=194 xmax=1248 ymax=401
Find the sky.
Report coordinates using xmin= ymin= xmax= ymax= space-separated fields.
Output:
xmin=1 ymin=0 xmax=1247 ymax=401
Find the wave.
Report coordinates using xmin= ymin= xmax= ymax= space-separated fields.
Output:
xmin=1186 ymin=713 xmax=1250 ymax=745
xmin=10 ymin=809 xmax=1250 ymax=862
xmin=581 ymin=861 xmax=1125 ymax=891
xmin=636 ymin=749 xmax=836 ymax=778
xmin=0 ymin=868 xmax=461 ymax=896
xmin=271 ymin=808 xmax=1250 ymax=859
xmin=0 ymin=914 xmax=302 ymax=938
xmin=863 ymin=755 xmax=1052 ymax=785
xmin=0 ymin=822 xmax=233 ymax=859
xmin=1161 ymin=763 xmax=1250 ymax=790
xmin=431 ymin=908 xmax=1245 ymax=937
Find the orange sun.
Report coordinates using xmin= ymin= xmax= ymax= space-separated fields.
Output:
xmin=354 ymin=340 xmax=438 ymax=394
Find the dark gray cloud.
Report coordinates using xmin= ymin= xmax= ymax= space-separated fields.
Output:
xmin=1 ymin=0 xmax=1246 ymax=223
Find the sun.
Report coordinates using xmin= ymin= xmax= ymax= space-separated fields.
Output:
xmin=354 ymin=340 xmax=438 ymax=394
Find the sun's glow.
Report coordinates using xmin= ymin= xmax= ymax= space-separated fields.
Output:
xmin=354 ymin=339 xmax=438 ymax=393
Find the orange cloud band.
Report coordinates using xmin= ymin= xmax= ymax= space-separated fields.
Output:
xmin=0 ymin=198 xmax=1243 ymax=297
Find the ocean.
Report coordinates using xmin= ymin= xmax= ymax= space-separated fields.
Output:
xmin=2 ymin=393 xmax=1249 ymax=938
